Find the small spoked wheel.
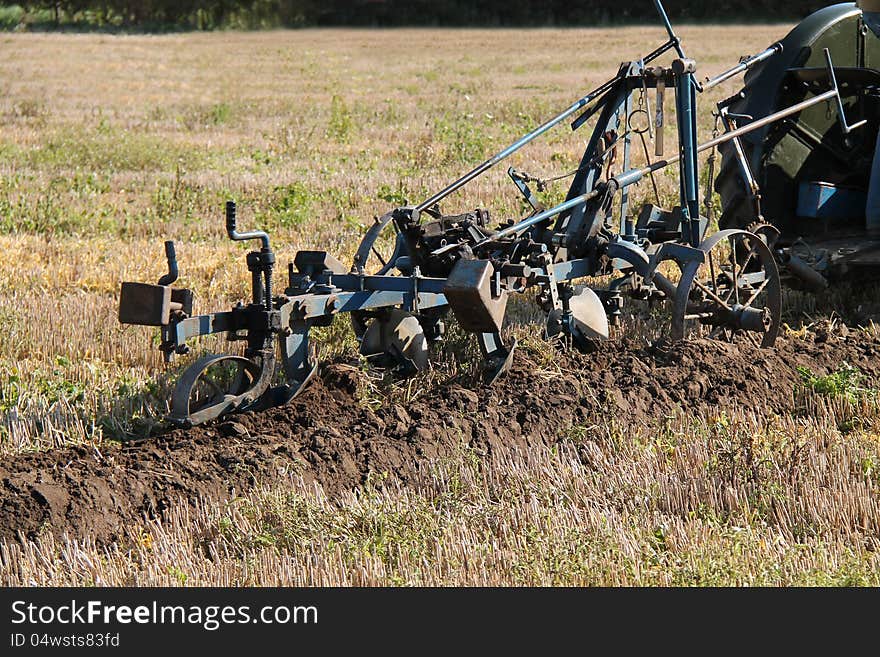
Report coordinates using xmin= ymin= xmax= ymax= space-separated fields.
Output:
xmin=352 ymin=210 xmax=405 ymax=277
xmin=351 ymin=210 xmax=406 ymax=339
xmin=672 ymin=229 xmax=782 ymax=347
xmin=169 ymin=354 xmax=266 ymax=426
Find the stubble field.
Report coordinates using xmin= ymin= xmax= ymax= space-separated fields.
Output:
xmin=1 ymin=24 xmax=879 ymax=585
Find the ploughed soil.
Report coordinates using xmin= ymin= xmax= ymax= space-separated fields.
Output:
xmin=2 ymin=329 xmax=879 ymax=545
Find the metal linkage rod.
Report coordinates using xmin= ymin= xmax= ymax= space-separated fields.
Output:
xmin=824 ymin=47 xmax=868 ymax=134
xmin=480 ymin=84 xmax=845 ymax=249
xmin=653 ymin=0 xmax=685 ymax=58
xmin=415 ymin=34 xmax=683 ymax=214
xmin=702 ymin=43 xmax=783 ymax=91
xmin=613 ymin=87 xmax=840 ymax=189
xmin=641 ymin=38 xmax=678 ymax=67
xmin=414 ymin=88 xmax=612 ymax=213
xmin=468 ymin=188 xmax=602 ymax=248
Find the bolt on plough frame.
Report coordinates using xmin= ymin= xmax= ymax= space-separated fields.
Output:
xmin=118 ymin=0 xmax=865 ymax=427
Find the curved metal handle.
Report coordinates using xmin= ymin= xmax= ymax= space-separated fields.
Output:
xmin=225 ymin=200 xmax=271 ymax=250
xmin=157 ymin=240 xmax=178 ymax=286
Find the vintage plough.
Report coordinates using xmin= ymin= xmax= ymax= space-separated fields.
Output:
xmin=119 ymin=0 xmax=868 ymax=427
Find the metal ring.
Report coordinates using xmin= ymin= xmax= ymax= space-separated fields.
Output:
xmin=628 ymin=108 xmax=652 ymax=134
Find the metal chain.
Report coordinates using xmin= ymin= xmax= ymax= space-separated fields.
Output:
xmin=625 ymin=107 xmax=661 ymax=206
xmin=704 ymin=113 xmax=721 ymax=222
xmin=637 ymin=130 xmax=662 ymax=206
xmin=637 ymin=76 xmax=653 ymax=139
xmin=519 ymin=131 xmax=631 ymax=191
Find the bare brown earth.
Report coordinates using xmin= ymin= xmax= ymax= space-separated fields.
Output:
xmin=1 ymin=329 xmax=877 ymax=545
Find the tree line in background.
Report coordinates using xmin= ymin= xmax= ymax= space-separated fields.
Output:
xmin=0 ymin=0 xmax=839 ymax=29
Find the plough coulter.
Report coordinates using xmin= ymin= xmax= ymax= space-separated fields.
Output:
xmin=119 ymin=1 xmax=873 ymax=426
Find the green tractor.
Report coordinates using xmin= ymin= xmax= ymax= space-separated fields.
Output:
xmin=716 ymin=2 xmax=880 ymax=288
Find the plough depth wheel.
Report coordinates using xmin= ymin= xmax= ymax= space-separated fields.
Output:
xmin=672 ymin=229 xmax=781 ymax=347
xmin=351 ymin=211 xmax=405 ymax=340
xmin=169 ymin=353 xmax=272 ymax=427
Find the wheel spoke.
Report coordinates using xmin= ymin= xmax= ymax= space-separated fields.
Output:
xmin=737 ymin=241 xmax=757 ymax=275
xmin=693 ymin=278 xmax=731 ymax=310
xmin=371 ymin=246 xmax=387 ymax=268
xmin=721 ymin=273 xmax=736 ymax=305
xmin=730 ymin=238 xmax=740 ymax=305
xmin=708 ymin=251 xmax=718 ymax=297
xmin=200 ymin=377 xmax=224 ymax=398
xmin=675 ymin=230 xmax=781 ymax=349
xmin=743 ymin=277 xmax=770 ymax=308
xmin=720 ymin=238 xmax=754 ymax=306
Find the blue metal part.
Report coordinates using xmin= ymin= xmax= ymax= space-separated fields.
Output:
xmin=475 ymin=187 xmax=602 ymax=245
xmin=548 ymin=257 xmax=594 ymax=282
xmin=172 ymin=311 xmax=235 ymax=344
xmin=653 ymin=0 xmax=686 ymax=59
xmin=170 ymin=293 xmax=448 ymax=345
xmin=674 ymin=61 xmax=701 ymax=247
xmin=620 ymin=76 xmax=634 ymax=235
xmin=558 ymin=75 xmax=629 ymax=238
xmin=570 ymin=88 xmax=613 ymax=131
xmin=299 ymin=273 xmax=447 ymax=295
xmin=282 ymin=320 xmax=311 ymax=381
xmin=702 ymin=43 xmax=783 ymax=91
xmin=612 ymin=167 xmax=645 ymax=189
xmin=797 ymin=181 xmax=867 ymax=219
xmin=508 ymin=167 xmax=542 ymax=211
xmin=293 ymin=290 xmax=447 ymax=320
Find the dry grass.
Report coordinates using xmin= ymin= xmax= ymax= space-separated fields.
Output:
xmin=4 ymin=24 xmax=879 ymax=586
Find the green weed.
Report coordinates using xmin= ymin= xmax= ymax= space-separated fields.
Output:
xmin=797 ymin=363 xmax=876 ymax=403
xmin=327 ymin=94 xmax=353 ymax=143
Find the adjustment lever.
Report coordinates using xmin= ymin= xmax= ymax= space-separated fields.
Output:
xmin=226 ymin=200 xmax=271 ymax=250
xmin=508 ymin=167 xmax=543 ymax=212
xmin=824 ymin=48 xmax=868 ymax=136
xmin=225 ymin=200 xmax=275 ymax=310
xmin=655 ymin=76 xmax=665 ymax=156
